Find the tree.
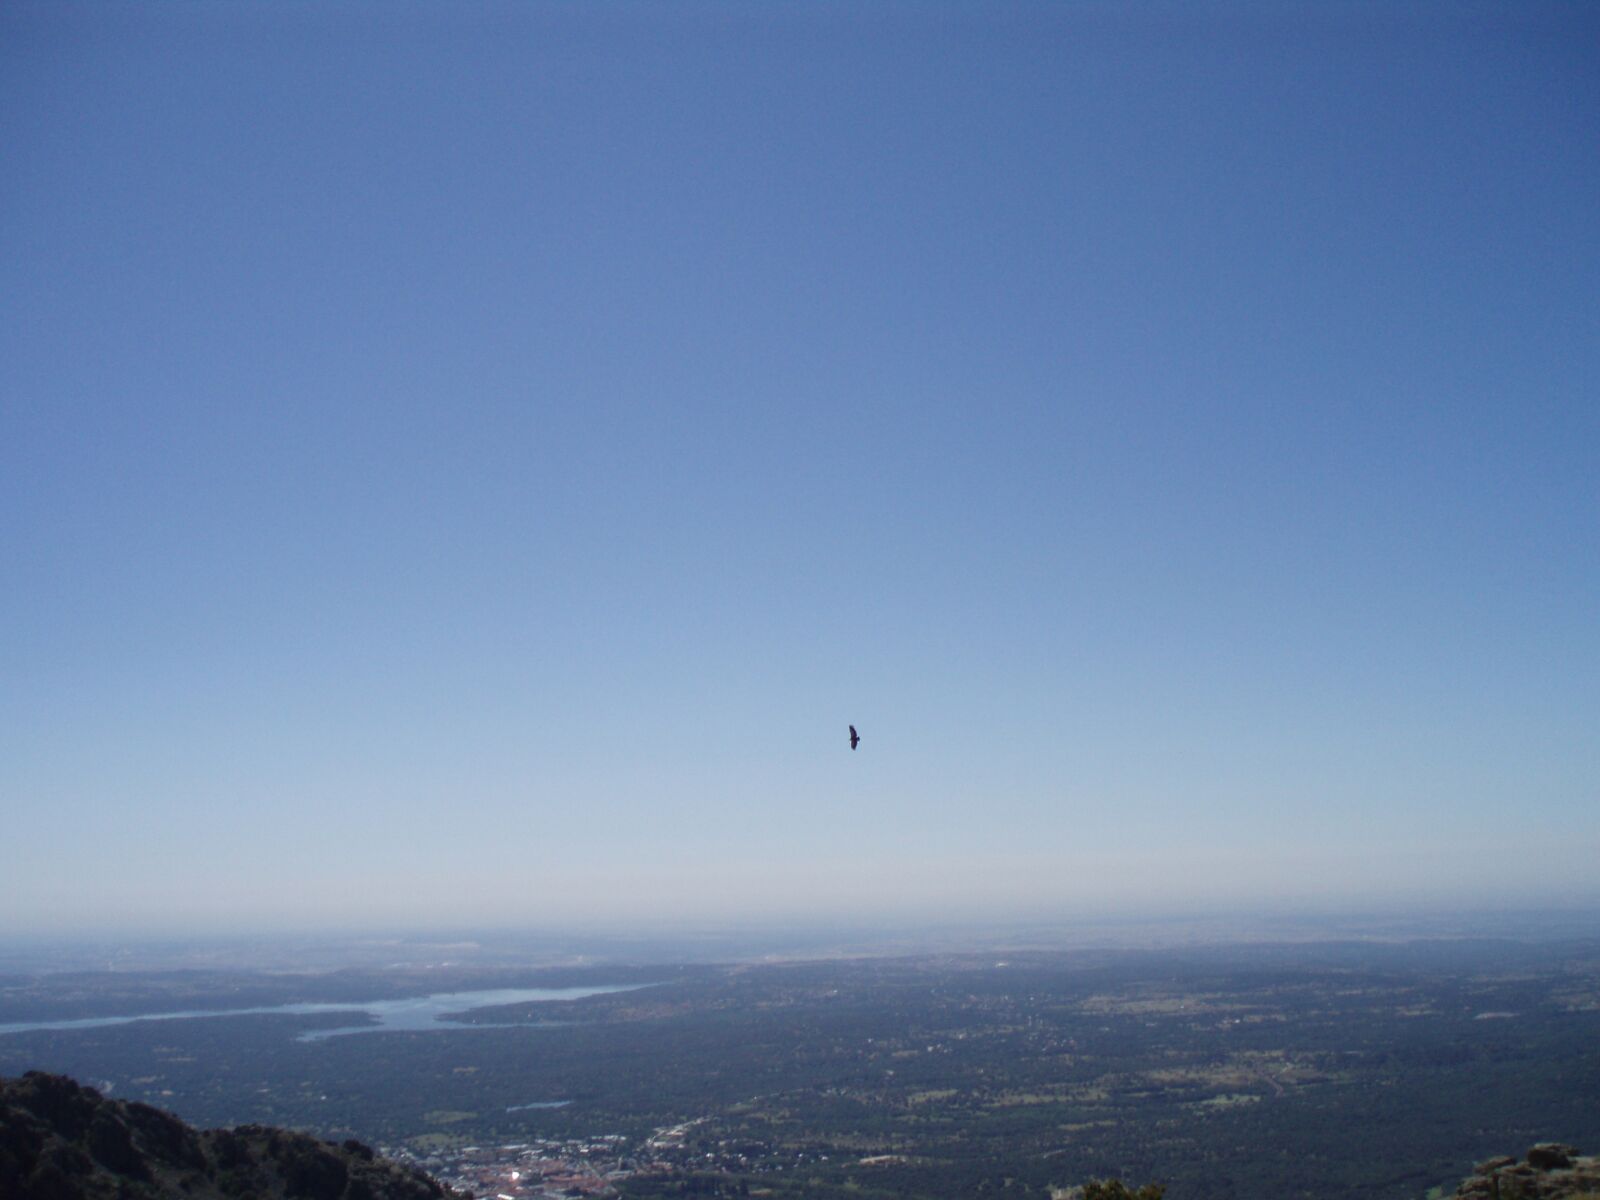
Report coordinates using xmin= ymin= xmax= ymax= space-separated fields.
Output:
xmin=1082 ymin=1181 xmax=1165 ymax=1200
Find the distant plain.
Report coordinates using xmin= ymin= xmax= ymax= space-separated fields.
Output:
xmin=3 ymin=914 xmax=1597 ymax=1199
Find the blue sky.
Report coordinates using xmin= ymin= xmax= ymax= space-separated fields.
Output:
xmin=3 ymin=1 xmax=1596 ymax=935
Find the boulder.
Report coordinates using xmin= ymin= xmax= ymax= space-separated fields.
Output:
xmin=1452 ymin=1143 xmax=1600 ymax=1199
xmin=1527 ymin=1144 xmax=1578 ymax=1171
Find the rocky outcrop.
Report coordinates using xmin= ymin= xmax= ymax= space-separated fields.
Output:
xmin=1453 ymin=1143 xmax=1600 ymax=1199
xmin=0 ymin=1072 xmax=465 ymax=1200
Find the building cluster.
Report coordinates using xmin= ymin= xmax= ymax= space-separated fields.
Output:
xmin=384 ymin=1136 xmax=632 ymax=1199
xmin=384 ymin=1114 xmax=802 ymax=1197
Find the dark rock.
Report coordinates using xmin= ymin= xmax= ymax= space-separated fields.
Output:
xmin=217 ymin=1164 xmax=261 ymax=1197
xmin=14 ymin=1073 xmax=102 ymax=1142
xmin=278 ymin=1142 xmax=348 ymax=1200
xmin=40 ymin=1141 xmax=96 ymax=1177
xmin=126 ymin=1102 xmax=204 ymax=1171
xmin=1 ymin=1107 xmax=43 ymax=1181
xmin=27 ymin=1159 xmax=87 ymax=1200
xmin=88 ymin=1111 xmax=148 ymax=1180
xmin=1476 ymin=1156 xmax=1518 ymax=1175
xmin=210 ymin=1129 xmax=250 ymax=1171
xmin=1527 ymin=1143 xmax=1578 ymax=1170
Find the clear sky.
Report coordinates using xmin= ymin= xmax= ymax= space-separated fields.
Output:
xmin=3 ymin=1 xmax=1596 ymax=936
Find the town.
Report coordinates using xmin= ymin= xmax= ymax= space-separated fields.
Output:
xmin=385 ymin=1133 xmax=634 ymax=1198
xmin=384 ymin=1116 xmax=852 ymax=1199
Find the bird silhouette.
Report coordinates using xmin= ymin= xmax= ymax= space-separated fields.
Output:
xmin=849 ymin=725 xmax=860 ymax=751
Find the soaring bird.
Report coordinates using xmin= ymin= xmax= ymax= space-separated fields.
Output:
xmin=849 ymin=725 xmax=860 ymax=751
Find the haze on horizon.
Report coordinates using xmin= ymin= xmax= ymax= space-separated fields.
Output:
xmin=3 ymin=2 xmax=1596 ymax=940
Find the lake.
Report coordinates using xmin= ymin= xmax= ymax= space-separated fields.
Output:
xmin=0 ymin=983 xmax=652 ymax=1041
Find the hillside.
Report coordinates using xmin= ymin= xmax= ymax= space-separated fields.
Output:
xmin=0 ymin=1072 xmax=464 ymax=1200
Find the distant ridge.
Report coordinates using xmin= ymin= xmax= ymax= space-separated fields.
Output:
xmin=0 ymin=1072 xmax=464 ymax=1200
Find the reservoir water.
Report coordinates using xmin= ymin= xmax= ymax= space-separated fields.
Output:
xmin=0 ymin=983 xmax=650 ymax=1041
